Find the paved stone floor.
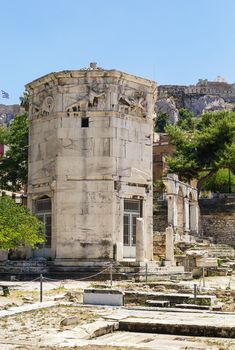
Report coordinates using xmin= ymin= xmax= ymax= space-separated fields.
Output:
xmin=98 ymin=306 xmax=235 ymax=328
xmin=89 ymin=331 xmax=235 ymax=349
xmin=1 ymin=304 xmax=234 ymax=349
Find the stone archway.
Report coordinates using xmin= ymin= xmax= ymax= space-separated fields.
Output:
xmin=177 ymin=187 xmax=184 ymax=235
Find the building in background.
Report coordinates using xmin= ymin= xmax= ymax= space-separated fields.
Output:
xmin=153 ymin=133 xmax=175 ymax=182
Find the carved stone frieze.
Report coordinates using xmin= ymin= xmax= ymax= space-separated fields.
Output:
xmin=66 ymin=83 xmax=107 ymax=115
xmin=41 ymin=96 xmax=55 ymax=115
xmin=30 ymin=95 xmax=55 ymax=118
xmin=118 ymin=90 xmax=147 ymax=117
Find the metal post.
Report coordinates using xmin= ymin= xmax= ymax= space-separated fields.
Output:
xmin=110 ymin=263 xmax=113 ymax=288
xmin=229 ymin=166 xmax=231 ymax=193
xmin=202 ymin=267 xmax=205 ymax=288
xmin=40 ymin=274 xmax=43 ymax=302
xmin=194 ymin=283 xmax=197 ymax=303
xmin=145 ymin=263 xmax=148 ymax=283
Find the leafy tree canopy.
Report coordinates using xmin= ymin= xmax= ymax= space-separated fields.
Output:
xmin=0 ymin=196 xmax=45 ymax=250
xmin=166 ymin=110 xmax=235 ymax=191
xmin=0 ymin=125 xmax=6 ymax=144
xmin=176 ymin=108 xmax=195 ymax=131
xmin=155 ymin=112 xmax=169 ymax=133
xmin=202 ymin=168 xmax=235 ymax=193
xmin=0 ymin=113 xmax=28 ymax=192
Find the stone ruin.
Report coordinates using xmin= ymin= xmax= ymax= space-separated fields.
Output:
xmin=157 ymin=77 xmax=235 ymax=120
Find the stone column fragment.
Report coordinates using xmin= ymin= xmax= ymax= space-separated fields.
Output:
xmin=136 ymin=218 xmax=145 ymax=262
xmin=165 ymin=225 xmax=175 ymax=266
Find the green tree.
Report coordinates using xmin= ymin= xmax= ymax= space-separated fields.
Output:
xmin=202 ymin=168 xmax=235 ymax=193
xmin=0 ymin=196 xmax=45 ymax=250
xmin=0 ymin=113 xmax=28 ymax=192
xmin=166 ymin=110 xmax=235 ymax=191
xmin=177 ymin=108 xmax=195 ymax=131
xmin=155 ymin=112 xmax=169 ymax=132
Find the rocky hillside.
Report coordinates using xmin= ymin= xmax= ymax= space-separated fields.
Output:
xmin=0 ymin=104 xmax=22 ymax=126
xmin=157 ymin=77 xmax=235 ymax=123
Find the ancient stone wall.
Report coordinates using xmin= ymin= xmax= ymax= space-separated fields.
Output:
xmin=199 ymin=197 xmax=235 ymax=247
xmin=153 ymin=199 xmax=168 ymax=233
xmin=153 ymin=232 xmax=166 ymax=262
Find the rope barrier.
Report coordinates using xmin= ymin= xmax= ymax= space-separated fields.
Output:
xmin=38 ymin=263 xmax=114 ymax=286
xmin=41 ymin=280 xmax=62 ymax=288
xmin=28 ymin=276 xmax=41 ymax=282
xmin=37 ymin=264 xmax=114 ymax=302
xmin=71 ymin=264 xmax=113 ymax=281
xmin=42 ymin=276 xmax=61 ymax=282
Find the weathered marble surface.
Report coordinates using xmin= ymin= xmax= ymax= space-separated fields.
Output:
xmin=26 ymin=64 xmax=156 ymax=261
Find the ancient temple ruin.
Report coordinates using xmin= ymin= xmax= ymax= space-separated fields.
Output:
xmin=163 ymin=174 xmax=199 ymax=240
xmin=26 ymin=63 xmax=157 ymax=262
xmin=153 ymin=133 xmax=199 ymax=241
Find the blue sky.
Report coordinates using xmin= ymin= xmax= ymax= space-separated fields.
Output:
xmin=0 ymin=0 xmax=235 ymax=104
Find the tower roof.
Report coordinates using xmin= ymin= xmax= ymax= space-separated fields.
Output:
xmin=26 ymin=62 xmax=156 ymax=90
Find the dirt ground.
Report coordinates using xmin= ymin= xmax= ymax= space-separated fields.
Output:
xmin=0 ymin=275 xmax=234 ymax=349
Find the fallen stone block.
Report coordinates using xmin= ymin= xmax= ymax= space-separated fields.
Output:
xmin=60 ymin=316 xmax=79 ymax=326
xmin=80 ymin=320 xmax=119 ymax=339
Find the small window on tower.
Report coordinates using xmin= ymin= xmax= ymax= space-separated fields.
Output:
xmin=81 ymin=117 xmax=89 ymax=128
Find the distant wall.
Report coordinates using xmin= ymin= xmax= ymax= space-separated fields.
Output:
xmin=199 ymin=197 xmax=235 ymax=247
xmin=154 ymin=196 xmax=235 ymax=248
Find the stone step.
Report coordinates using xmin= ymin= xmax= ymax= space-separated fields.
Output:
xmin=124 ymin=290 xmax=216 ymax=306
xmin=119 ymin=317 xmax=234 ymax=338
xmin=0 ymin=260 xmax=190 ymax=281
xmin=175 ymin=303 xmax=211 ymax=310
xmin=146 ymin=299 xmax=170 ymax=307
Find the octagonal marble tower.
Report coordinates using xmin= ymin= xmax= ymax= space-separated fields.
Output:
xmin=26 ymin=63 xmax=157 ymax=262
